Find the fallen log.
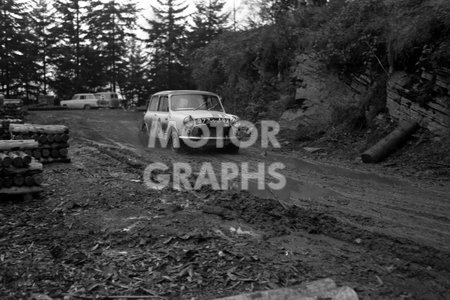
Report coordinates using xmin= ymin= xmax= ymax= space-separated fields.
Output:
xmin=0 ymin=140 xmax=38 ymax=151
xmin=361 ymin=120 xmax=419 ymax=163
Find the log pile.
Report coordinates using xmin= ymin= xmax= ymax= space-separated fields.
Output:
xmin=0 ymin=99 xmax=26 ymax=120
xmin=0 ymin=140 xmax=43 ymax=199
xmin=9 ymin=124 xmax=71 ymax=164
xmin=0 ymin=119 xmax=24 ymax=140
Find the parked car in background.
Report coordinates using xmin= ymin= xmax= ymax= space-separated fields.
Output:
xmin=95 ymin=92 xmax=120 ymax=109
xmin=142 ymin=90 xmax=240 ymax=153
xmin=60 ymin=93 xmax=108 ymax=109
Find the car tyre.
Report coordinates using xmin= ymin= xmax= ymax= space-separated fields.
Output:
xmin=170 ymin=132 xmax=187 ymax=153
xmin=84 ymin=104 xmax=91 ymax=110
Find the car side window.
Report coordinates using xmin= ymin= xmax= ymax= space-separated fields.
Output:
xmin=158 ymin=96 xmax=169 ymax=112
xmin=148 ymin=96 xmax=159 ymax=111
xmin=80 ymin=95 xmax=86 ymax=100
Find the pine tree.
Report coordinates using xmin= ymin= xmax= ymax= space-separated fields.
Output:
xmin=86 ymin=0 xmax=137 ymax=92
xmin=52 ymin=0 xmax=86 ymax=97
xmin=143 ymin=0 xmax=190 ymax=90
xmin=0 ymin=0 xmax=30 ymax=96
xmin=189 ymin=0 xmax=229 ymax=50
xmin=119 ymin=38 xmax=149 ymax=106
xmin=29 ymin=0 xmax=56 ymax=95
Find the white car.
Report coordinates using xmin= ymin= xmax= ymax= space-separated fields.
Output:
xmin=60 ymin=93 xmax=108 ymax=109
xmin=142 ymin=90 xmax=240 ymax=153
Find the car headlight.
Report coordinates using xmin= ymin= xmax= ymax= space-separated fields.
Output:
xmin=183 ymin=115 xmax=194 ymax=128
xmin=231 ymin=117 xmax=241 ymax=128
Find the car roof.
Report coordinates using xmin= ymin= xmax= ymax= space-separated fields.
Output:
xmin=153 ymin=90 xmax=218 ymax=97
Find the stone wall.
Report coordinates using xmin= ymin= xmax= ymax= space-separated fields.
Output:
xmin=387 ymin=68 xmax=450 ymax=136
xmin=279 ymin=54 xmax=365 ymax=133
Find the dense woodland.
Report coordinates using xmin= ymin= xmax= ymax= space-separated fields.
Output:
xmin=1 ymin=0 xmax=449 ymax=116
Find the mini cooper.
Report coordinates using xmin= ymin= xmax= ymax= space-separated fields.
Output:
xmin=142 ymin=90 xmax=240 ymax=153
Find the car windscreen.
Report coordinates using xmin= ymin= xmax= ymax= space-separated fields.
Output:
xmin=170 ymin=94 xmax=223 ymax=112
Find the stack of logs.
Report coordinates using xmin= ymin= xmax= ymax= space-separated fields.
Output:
xmin=10 ymin=124 xmax=71 ymax=164
xmin=0 ymin=100 xmax=26 ymax=120
xmin=0 ymin=119 xmax=24 ymax=140
xmin=0 ymin=140 xmax=44 ymax=198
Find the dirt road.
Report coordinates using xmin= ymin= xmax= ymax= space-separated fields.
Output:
xmin=33 ymin=110 xmax=450 ymax=252
xmin=1 ymin=109 xmax=449 ymax=299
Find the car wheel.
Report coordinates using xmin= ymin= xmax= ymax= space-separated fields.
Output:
xmin=222 ymin=143 xmax=240 ymax=154
xmin=84 ymin=105 xmax=91 ymax=110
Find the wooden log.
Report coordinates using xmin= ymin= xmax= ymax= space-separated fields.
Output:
xmin=8 ymin=152 xmax=23 ymax=168
xmin=41 ymin=149 xmax=50 ymax=158
xmin=47 ymin=134 xmax=55 ymax=143
xmin=32 ymin=149 xmax=41 ymax=159
xmin=54 ymin=134 xmax=62 ymax=143
xmin=38 ymin=134 xmax=48 ymax=144
xmin=18 ymin=151 xmax=32 ymax=165
xmin=50 ymin=149 xmax=59 ymax=158
xmin=0 ymin=186 xmax=43 ymax=195
xmin=362 ymin=120 xmax=419 ymax=163
xmin=32 ymin=174 xmax=43 ymax=185
xmin=0 ymin=140 xmax=39 ymax=151
xmin=59 ymin=148 xmax=68 ymax=157
xmin=2 ymin=177 xmax=13 ymax=188
xmin=13 ymin=175 xmax=24 ymax=186
xmin=61 ymin=133 xmax=70 ymax=142
xmin=9 ymin=124 xmax=69 ymax=134
xmin=24 ymin=176 xmax=34 ymax=186
xmin=0 ymin=153 xmax=12 ymax=167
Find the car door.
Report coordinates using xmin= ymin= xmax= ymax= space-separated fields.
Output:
xmin=78 ymin=95 xmax=86 ymax=109
xmin=144 ymin=95 xmax=159 ymax=131
xmin=156 ymin=95 xmax=169 ymax=135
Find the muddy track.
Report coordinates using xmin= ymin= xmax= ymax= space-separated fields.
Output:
xmin=23 ymin=109 xmax=450 ymax=298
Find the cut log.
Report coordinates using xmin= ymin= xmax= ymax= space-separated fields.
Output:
xmin=8 ymin=152 xmax=23 ymax=168
xmin=47 ymin=134 xmax=55 ymax=143
xmin=61 ymin=133 xmax=70 ymax=142
xmin=54 ymin=134 xmax=62 ymax=143
xmin=50 ymin=149 xmax=59 ymax=158
xmin=0 ymin=153 xmax=12 ymax=167
xmin=18 ymin=151 xmax=32 ymax=165
xmin=24 ymin=176 xmax=34 ymax=186
xmin=38 ymin=134 xmax=48 ymax=144
xmin=0 ymin=140 xmax=39 ymax=151
xmin=9 ymin=124 xmax=69 ymax=134
xmin=361 ymin=120 xmax=419 ymax=163
xmin=0 ymin=186 xmax=43 ymax=195
xmin=32 ymin=174 xmax=43 ymax=185
xmin=41 ymin=149 xmax=50 ymax=158
xmin=59 ymin=148 xmax=68 ymax=157
xmin=2 ymin=177 xmax=13 ymax=188
xmin=32 ymin=149 xmax=41 ymax=159
xmin=13 ymin=175 xmax=24 ymax=187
